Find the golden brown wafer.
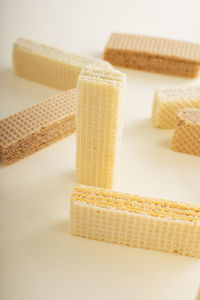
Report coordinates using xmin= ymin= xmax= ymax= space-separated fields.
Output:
xmin=104 ymin=33 xmax=200 ymax=77
xmin=69 ymin=186 xmax=200 ymax=258
xmin=171 ymin=108 xmax=200 ymax=156
xmin=0 ymin=89 xmax=76 ymax=165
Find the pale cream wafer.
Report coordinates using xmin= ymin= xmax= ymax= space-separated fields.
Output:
xmin=152 ymin=86 xmax=200 ymax=129
xmin=0 ymin=89 xmax=76 ymax=165
xmin=104 ymin=33 xmax=200 ymax=78
xmin=76 ymin=66 xmax=126 ymax=189
xmin=13 ymin=38 xmax=112 ymax=90
xmin=171 ymin=108 xmax=200 ymax=156
xmin=69 ymin=186 xmax=200 ymax=258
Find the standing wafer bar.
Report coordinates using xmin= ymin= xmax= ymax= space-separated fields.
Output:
xmin=13 ymin=38 xmax=112 ymax=90
xmin=104 ymin=33 xmax=200 ymax=78
xmin=76 ymin=66 xmax=126 ymax=189
xmin=0 ymin=89 xmax=76 ymax=165
xmin=69 ymin=186 xmax=200 ymax=258
xmin=171 ymin=108 xmax=200 ymax=156
xmin=152 ymin=86 xmax=200 ymax=129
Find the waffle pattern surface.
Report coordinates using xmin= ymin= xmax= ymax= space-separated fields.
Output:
xmin=76 ymin=66 xmax=126 ymax=189
xmin=69 ymin=186 xmax=200 ymax=258
xmin=0 ymin=89 xmax=76 ymax=165
xmin=152 ymin=86 xmax=200 ymax=129
xmin=171 ymin=108 xmax=200 ymax=156
xmin=13 ymin=38 xmax=112 ymax=90
xmin=104 ymin=33 xmax=200 ymax=77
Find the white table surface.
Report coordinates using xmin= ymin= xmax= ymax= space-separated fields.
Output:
xmin=1 ymin=0 xmax=200 ymax=299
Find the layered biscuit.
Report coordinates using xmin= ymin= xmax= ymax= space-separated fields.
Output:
xmin=104 ymin=33 xmax=200 ymax=77
xmin=152 ymin=86 xmax=200 ymax=129
xmin=171 ymin=108 xmax=200 ymax=156
xmin=13 ymin=38 xmax=112 ymax=90
xmin=76 ymin=66 xmax=126 ymax=188
xmin=69 ymin=186 xmax=200 ymax=258
xmin=0 ymin=89 xmax=76 ymax=165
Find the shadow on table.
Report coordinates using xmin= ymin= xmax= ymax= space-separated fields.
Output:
xmin=53 ymin=220 xmax=69 ymax=234
xmin=65 ymin=169 xmax=75 ymax=182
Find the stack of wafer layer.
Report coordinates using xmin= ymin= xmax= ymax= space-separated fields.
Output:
xmin=69 ymin=186 xmax=200 ymax=258
xmin=104 ymin=33 xmax=200 ymax=77
xmin=172 ymin=108 xmax=200 ymax=156
xmin=13 ymin=38 xmax=112 ymax=90
xmin=0 ymin=89 xmax=76 ymax=165
xmin=152 ymin=86 xmax=200 ymax=129
xmin=76 ymin=66 xmax=126 ymax=189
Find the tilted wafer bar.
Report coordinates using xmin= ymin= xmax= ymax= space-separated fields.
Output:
xmin=13 ymin=38 xmax=112 ymax=90
xmin=104 ymin=33 xmax=200 ymax=77
xmin=69 ymin=186 xmax=200 ymax=258
xmin=171 ymin=108 xmax=200 ymax=156
xmin=76 ymin=66 xmax=126 ymax=189
xmin=152 ymin=86 xmax=200 ymax=129
xmin=0 ymin=89 xmax=76 ymax=165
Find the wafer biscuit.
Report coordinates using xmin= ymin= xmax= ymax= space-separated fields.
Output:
xmin=69 ymin=186 xmax=200 ymax=258
xmin=0 ymin=89 xmax=76 ymax=165
xmin=13 ymin=38 xmax=112 ymax=90
xmin=104 ymin=33 xmax=200 ymax=77
xmin=152 ymin=86 xmax=200 ymax=129
xmin=76 ymin=66 xmax=126 ymax=189
xmin=171 ymin=108 xmax=200 ymax=156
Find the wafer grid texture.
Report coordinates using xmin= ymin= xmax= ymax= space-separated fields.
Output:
xmin=69 ymin=186 xmax=200 ymax=258
xmin=13 ymin=38 xmax=112 ymax=90
xmin=104 ymin=33 xmax=200 ymax=77
xmin=171 ymin=108 xmax=200 ymax=156
xmin=76 ymin=66 xmax=126 ymax=189
xmin=152 ymin=86 xmax=200 ymax=129
xmin=0 ymin=89 xmax=76 ymax=165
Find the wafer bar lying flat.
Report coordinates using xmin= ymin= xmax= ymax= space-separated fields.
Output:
xmin=76 ymin=66 xmax=126 ymax=189
xmin=152 ymin=86 xmax=200 ymax=129
xmin=13 ymin=38 xmax=112 ymax=90
xmin=171 ymin=108 xmax=200 ymax=156
xmin=0 ymin=89 xmax=76 ymax=165
xmin=104 ymin=33 xmax=200 ymax=77
xmin=69 ymin=186 xmax=200 ymax=258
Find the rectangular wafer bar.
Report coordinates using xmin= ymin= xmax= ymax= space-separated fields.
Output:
xmin=0 ymin=89 xmax=76 ymax=165
xmin=69 ymin=186 xmax=200 ymax=258
xmin=13 ymin=38 xmax=112 ymax=90
xmin=76 ymin=66 xmax=126 ymax=189
xmin=171 ymin=108 xmax=200 ymax=156
xmin=104 ymin=33 xmax=200 ymax=78
xmin=152 ymin=86 xmax=200 ymax=129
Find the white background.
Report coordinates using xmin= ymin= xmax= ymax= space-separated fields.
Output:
xmin=0 ymin=0 xmax=200 ymax=299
